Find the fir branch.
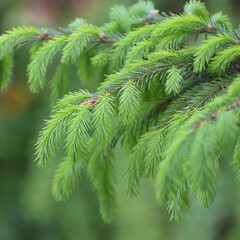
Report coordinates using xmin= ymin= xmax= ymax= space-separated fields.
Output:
xmin=61 ymin=25 xmax=100 ymax=64
xmin=88 ymin=147 xmax=117 ymax=223
xmin=110 ymin=24 xmax=156 ymax=70
xmin=78 ymin=62 xmax=188 ymax=110
xmin=110 ymin=5 xmax=131 ymax=32
xmin=184 ymin=0 xmax=210 ymax=19
xmin=0 ymin=51 xmax=13 ymax=93
xmin=35 ymin=105 xmax=78 ymax=167
xmin=194 ymin=33 xmax=236 ymax=73
xmin=209 ymin=44 xmax=240 ymax=75
xmin=232 ymin=136 xmax=240 ymax=184
xmin=119 ymin=80 xmax=140 ymax=125
xmin=50 ymin=63 xmax=70 ymax=106
xmin=92 ymin=93 xmax=117 ymax=145
xmin=125 ymin=39 xmax=155 ymax=65
xmin=216 ymin=110 xmax=238 ymax=156
xmin=151 ymin=14 xmax=208 ymax=49
xmin=27 ymin=36 xmax=68 ymax=93
xmin=52 ymin=159 xmax=82 ymax=201
xmin=210 ymin=12 xmax=231 ymax=27
xmin=165 ymin=66 xmax=184 ymax=95
xmin=88 ymin=93 xmax=118 ymax=222
xmin=193 ymin=82 xmax=230 ymax=109
xmin=91 ymin=50 xmax=109 ymax=67
xmin=128 ymin=1 xmax=155 ymax=18
xmin=190 ymin=123 xmax=219 ymax=206
xmin=144 ymin=129 xmax=164 ymax=177
xmin=126 ymin=131 xmax=153 ymax=197
xmin=3 ymin=0 xmax=240 ymax=224
xmin=0 ymin=26 xmax=40 ymax=58
xmin=65 ymin=105 xmax=92 ymax=164
xmin=35 ymin=91 xmax=92 ymax=167
xmin=193 ymin=99 xmax=240 ymax=129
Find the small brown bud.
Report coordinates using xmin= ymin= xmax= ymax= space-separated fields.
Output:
xmin=193 ymin=124 xmax=200 ymax=129
xmin=208 ymin=23 xmax=215 ymax=30
xmin=151 ymin=9 xmax=159 ymax=15
xmin=212 ymin=110 xmax=219 ymax=118
xmin=197 ymin=27 xmax=203 ymax=33
xmin=206 ymin=117 xmax=211 ymax=122
xmin=232 ymin=102 xmax=238 ymax=108
xmin=100 ymin=32 xmax=106 ymax=39
xmin=40 ymin=33 xmax=48 ymax=39
xmin=235 ymin=40 xmax=240 ymax=44
xmin=201 ymin=120 xmax=207 ymax=126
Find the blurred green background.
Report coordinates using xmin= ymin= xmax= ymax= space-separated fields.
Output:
xmin=1 ymin=0 xmax=240 ymax=239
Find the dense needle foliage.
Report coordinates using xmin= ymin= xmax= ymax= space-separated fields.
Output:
xmin=1 ymin=0 xmax=240 ymax=223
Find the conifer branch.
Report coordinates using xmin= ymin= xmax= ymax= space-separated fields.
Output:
xmin=193 ymin=98 xmax=240 ymax=129
xmin=2 ymin=0 xmax=240 ymax=223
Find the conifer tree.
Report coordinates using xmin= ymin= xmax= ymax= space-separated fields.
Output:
xmin=1 ymin=0 xmax=240 ymax=223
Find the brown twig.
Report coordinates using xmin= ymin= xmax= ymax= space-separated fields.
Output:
xmin=194 ymin=98 xmax=240 ymax=129
xmin=194 ymin=83 xmax=231 ymax=109
xmin=80 ymin=63 xmax=188 ymax=108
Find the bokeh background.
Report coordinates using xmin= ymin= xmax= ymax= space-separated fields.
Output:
xmin=1 ymin=0 xmax=240 ymax=239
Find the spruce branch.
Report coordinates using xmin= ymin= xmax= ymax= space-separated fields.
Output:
xmin=0 ymin=51 xmax=13 ymax=93
xmin=2 ymin=0 xmax=240 ymax=223
xmin=27 ymin=36 xmax=68 ymax=92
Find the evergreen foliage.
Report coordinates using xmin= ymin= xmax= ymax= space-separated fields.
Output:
xmin=0 ymin=51 xmax=13 ymax=92
xmin=1 ymin=0 xmax=240 ymax=223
